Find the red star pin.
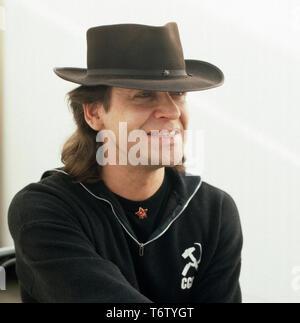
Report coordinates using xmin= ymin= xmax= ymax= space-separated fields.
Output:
xmin=135 ymin=207 xmax=148 ymax=220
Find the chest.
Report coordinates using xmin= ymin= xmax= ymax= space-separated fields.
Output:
xmin=90 ymin=205 xmax=210 ymax=302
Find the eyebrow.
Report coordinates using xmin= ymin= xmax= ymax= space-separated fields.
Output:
xmin=115 ymin=88 xmax=147 ymax=95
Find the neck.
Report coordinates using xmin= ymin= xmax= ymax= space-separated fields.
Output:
xmin=100 ymin=165 xmax=165 ymax=201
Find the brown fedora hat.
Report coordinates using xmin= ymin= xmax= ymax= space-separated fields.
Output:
xmin=54 ymin=22 xmax=224 ymax=92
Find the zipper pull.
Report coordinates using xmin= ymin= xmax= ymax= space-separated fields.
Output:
xmin=139 ymin=243 xmax=144 ymax=256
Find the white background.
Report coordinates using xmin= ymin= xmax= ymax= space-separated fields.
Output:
xmin=1 ymin=0 xmax=300 ymax=302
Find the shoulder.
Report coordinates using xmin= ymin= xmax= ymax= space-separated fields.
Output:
xmin=8 ymin=170 xmax=81 ymax=238
xmin=194 ymin=180 xmax=242 ymax=234
xmin=9 ymin=170 xmax=76 ymax=209
xmin=198 ymin=180 xmax=235 ymax=202
xmin=195 ymin=180 xmax=239 ymax=213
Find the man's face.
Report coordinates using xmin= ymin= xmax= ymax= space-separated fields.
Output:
xmin=99 ymin=86 xmax=189 ymax=167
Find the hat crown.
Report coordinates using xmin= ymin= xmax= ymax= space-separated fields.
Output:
xmin=86 ymin=22 xmax=186 ymax=71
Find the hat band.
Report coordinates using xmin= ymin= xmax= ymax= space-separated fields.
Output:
xmin=87 ymin=68 xmax=188 ymax=77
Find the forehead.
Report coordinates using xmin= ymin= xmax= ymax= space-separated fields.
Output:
xmin=112 ymin=87 xmax=139 ymax=96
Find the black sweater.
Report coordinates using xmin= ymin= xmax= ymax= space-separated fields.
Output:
xmin=8 ymin=167 xmax=243 ymax=303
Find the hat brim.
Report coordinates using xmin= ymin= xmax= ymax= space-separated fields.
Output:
xmin=53 ymin=59 xmax=224 ymax=92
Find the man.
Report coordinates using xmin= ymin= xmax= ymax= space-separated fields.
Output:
xmin=8 ymin=22 xmax=243 ymax=303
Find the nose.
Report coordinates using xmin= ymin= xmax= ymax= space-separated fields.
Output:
xmin=153 ymin=92 xmax=182 ymax=120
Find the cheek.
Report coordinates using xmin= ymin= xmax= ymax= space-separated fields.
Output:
xmin=104 ymin=109 xmax=130 ymax=133
xmin=180 ymin=107 xmax=189 ymax=131
xmin=114 ymin=112 xmax=149 ymax=146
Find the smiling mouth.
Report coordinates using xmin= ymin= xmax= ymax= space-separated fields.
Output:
xmin=146 ymin=129 xmax=181 ymax=137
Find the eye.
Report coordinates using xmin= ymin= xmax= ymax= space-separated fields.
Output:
xmin=133 ymin=91 xmax=186 ymax=100
xmin=171 ymin=91 xmax=186 ymax=96
xmin=134 ymin=92 xmax=154 ymax=99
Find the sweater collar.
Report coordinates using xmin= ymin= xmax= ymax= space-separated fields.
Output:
xmin=41 ymin=167 xmax=201 ymax=211
xmin=80 ymin=167 xmax=201 ymax=206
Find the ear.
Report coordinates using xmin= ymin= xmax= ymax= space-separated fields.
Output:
xmin=83 ymin=102 xmax=105 ymax=131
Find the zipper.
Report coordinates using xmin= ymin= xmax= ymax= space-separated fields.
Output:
xmin=78 ymin=182 xmax=144 ymax=251
xmin=80 ymin=179 xmax=201 ymax=256
xmin=139 ymin=243 xmax=144 ymax=256
xmin=139 ymin=179 xmax=202 ymax=252
xmin=51 ymin=168 xmax=201 ymax=257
